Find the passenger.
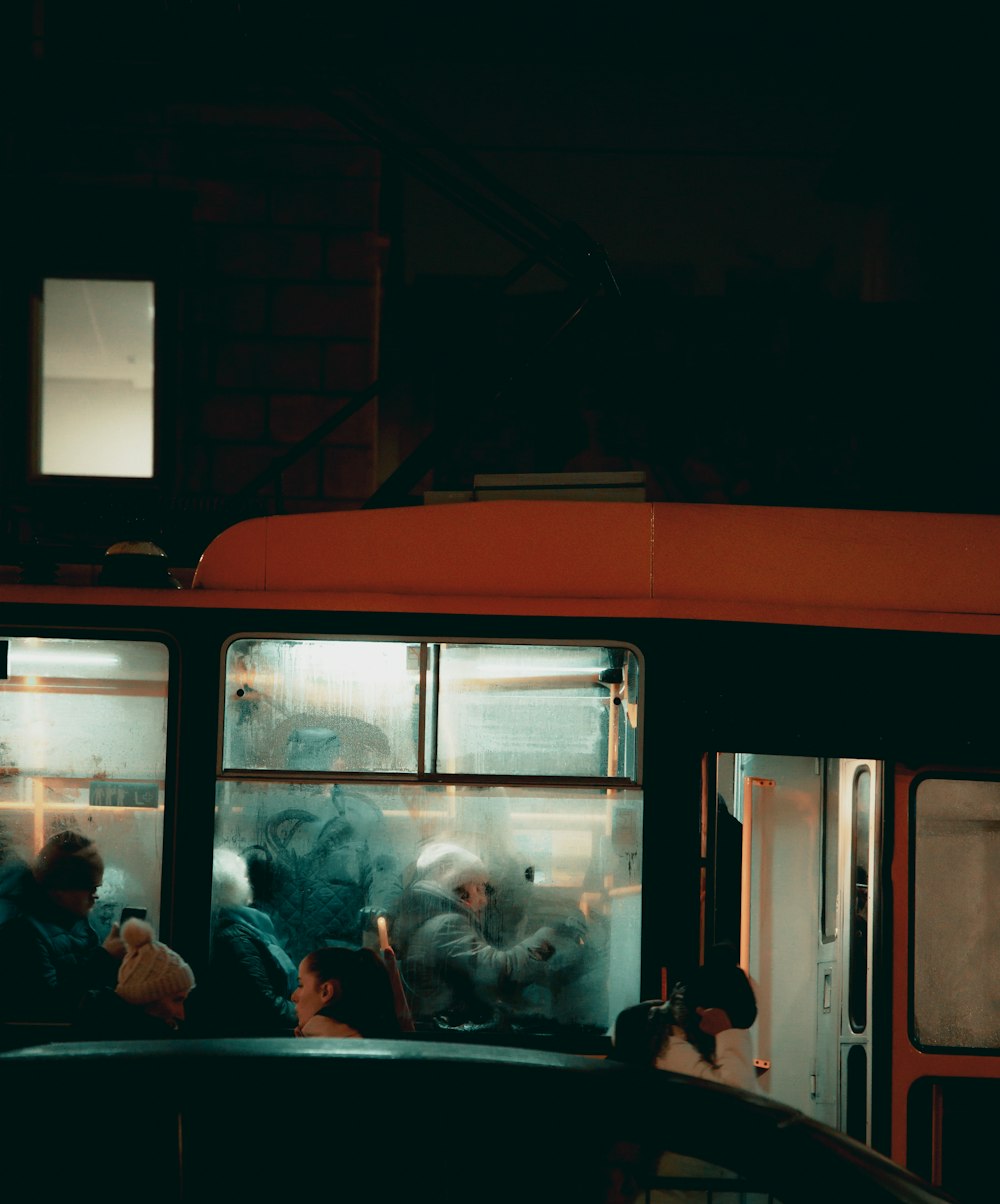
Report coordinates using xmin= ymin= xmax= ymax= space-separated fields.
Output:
xmin=650 ymin=944 xmax=758 ymax=1091
xmin=393 ymin=841 xmax=587 ymax=1030
xmin=608 ymin=946 xmax=759 ymax=1202
xmin=188 ymin=847 xmax=297 ymax=1037
xmin=292 ymin=945 xmax=402 ymax=1038
xmin=75 ymin=918 xmax=195 ymax=1038
xmin=0 ymin=831 xmax=125 ymax=1021
xmin=247 ymin=724 xmax=403 ymax=963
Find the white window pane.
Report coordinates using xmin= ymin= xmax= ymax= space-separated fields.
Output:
xmin=40 ymin=278 xmax=154 ymax=478
xmin=434 ymin=644 xmax=639 ymax=779
xmin=223 ymin=638 xmax=421 ymax=773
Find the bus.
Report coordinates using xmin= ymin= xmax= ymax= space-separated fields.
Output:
xmin=1 ymin=498 xmax=997 ymax=1199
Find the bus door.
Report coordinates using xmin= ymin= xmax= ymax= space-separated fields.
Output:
xmin=891 ymin=765 xmax=1000 ymax=1200
xmin=717 ymin=753 xmax=880 ymax=1143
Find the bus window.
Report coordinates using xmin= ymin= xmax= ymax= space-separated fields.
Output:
xmin=821 ymin=758 xmax=839 ymax=943
xmin=848 ymin=766 xmax=870 ymax=1032
xmin=214 ymin=637 xmax=644 ymax=1039
xmin=912 ymin=775 xmax=1000 ymax=1049
xmin=223 ymin=639 xmax=422 ymax=773
xmin=213 ymin=779 xmax=641 ymax=1036
xmin=223 ymin=638 xmax=640 ymax=782
xmin=434 ymin=644 xmax=640 ymax=778
xmin=0 ymin=636 xmax=168 ymax=937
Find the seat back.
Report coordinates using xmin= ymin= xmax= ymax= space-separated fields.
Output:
xmin=377 ymin=915 xmax=415 ymax=1032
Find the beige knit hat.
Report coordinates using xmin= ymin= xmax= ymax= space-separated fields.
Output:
xmin=115 ymin=919 xmax=195 ymax=1005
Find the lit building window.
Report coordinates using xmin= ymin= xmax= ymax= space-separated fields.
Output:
xmin=38 ymin=278 xmax=155 ymax=479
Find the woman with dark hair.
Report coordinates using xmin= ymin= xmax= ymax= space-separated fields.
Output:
xmin=292 ymin=945 xmax=402 ymax=1038
xmin=652 ymin=943 xmax=758 ymax=1091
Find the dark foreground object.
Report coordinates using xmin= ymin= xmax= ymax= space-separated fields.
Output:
xmin=0 ymin=1039 xmax=953 ymax=1204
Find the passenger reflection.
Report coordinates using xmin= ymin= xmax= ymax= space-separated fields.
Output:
xmin=393 ymin=840 xmax=588 ymax=1032
xmin=292 ymin=945 xmax=402 ymax=1038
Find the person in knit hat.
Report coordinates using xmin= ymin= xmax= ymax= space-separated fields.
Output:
xmin=75 ymin=918 xmax=196 ymax=1038
xmin=392 ymin=840 xmax=587 ymax=1030
xmin=0 ymin=830 xmax=126 ymax=1021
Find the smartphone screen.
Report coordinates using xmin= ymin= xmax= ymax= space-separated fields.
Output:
xmin=119 ymin=906 xmax=147 ymax=926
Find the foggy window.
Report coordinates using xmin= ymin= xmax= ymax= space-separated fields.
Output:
xmin=222 ymin=637 xmax=640 ymax=783
xmin=217 ymin=635 xmax=644 ymax=1038
xmin=223 ymin=639 xmax=422 ymax=773
xmin=214 ymin=778 xmax=643 ymax=1035
xmin=0 ymin=636 xmax=169 ymax=934
xmin=434 ymin=643 xmax=638 ymax=778
xmin=37 ymin=277 xmax=155 ymax=479
xmin=912 ymin=775 xmax=1000 ymax=1049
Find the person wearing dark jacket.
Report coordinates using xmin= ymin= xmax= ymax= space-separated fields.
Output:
xmin=189 ymin=848 xmax=298 ymax=1037
xmin=393 ymin=841 xmax=586 ymax=1030
xmin=0 ymin=831 xmax=125 ymax=1021
xmin=244 ymin=725 xmax=403 ymax=965
xmin=75 ymin=917 xmax=195 ymax=1039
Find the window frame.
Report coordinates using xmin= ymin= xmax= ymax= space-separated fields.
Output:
xmin=217 ymin=633 xmax=645 ymax=788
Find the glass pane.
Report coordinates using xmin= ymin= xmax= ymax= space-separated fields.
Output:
xmin=845 ymin=1044 xmax=868 ymax=1142
xmin=848 ymin=766 xmax=870 ymax=1031
xmin=223 ymin=638 xmax=421 ymax=772
xmin=433 ymin=643 xmax=640 ymax=779
xmin=0 ymin=636 xmax=168 ymax=964
xmin=821 ymin=758 xmax=839 ymax=942
xmin=913 ymin=776 xmax=1000 ymax=1048
xmin=213 ymin=778 xmax=643 ymax=1036
xmin=40 ymin=278 xmax=155 ymax=478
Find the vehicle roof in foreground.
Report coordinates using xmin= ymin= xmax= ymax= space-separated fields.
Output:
xmin=0 ymin=1038 xmax=953 ymax=1204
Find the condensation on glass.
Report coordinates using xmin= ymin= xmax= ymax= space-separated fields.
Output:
xmin=38 ymin=277 xmax=155 ymax=479
xmin=913 ymin=775 xmax=1000 ymax=1049
xmin=0 ymin=636 xmax=168 ymax=934
xmin=218 ymin=637 xmax=643 ymax=1037
xmin=223 ymin=638 xmax=422 ymax=773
